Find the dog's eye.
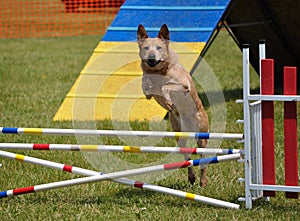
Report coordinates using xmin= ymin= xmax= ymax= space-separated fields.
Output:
xmin=157 ymin=46 xmax=162 ymax=50
xmin=144 ymin=46 xmax=150 ymax=50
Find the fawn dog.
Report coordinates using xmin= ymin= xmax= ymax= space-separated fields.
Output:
xmin=137 ymin=24 xmax=209 ymax=186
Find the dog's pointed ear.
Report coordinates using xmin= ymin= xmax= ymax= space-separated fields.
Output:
xmin=137 ymin=24 xmax=148 ymax=42
xmin=157 ymin=24 xmax=170 ymax=41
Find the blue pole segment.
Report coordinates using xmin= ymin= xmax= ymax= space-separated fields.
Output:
xmin=0 ymin=191 xmax=8 ymax=198
xmin=1 ymin=127 xmax=18 ymax=134
xmin=195 ymin=132 xmax=210 ymax=139
xmin=192 ymin=156 xmax=219 ymax=166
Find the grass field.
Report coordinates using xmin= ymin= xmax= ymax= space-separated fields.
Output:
xmin=0 ymin=32 xmax=299 ymax=220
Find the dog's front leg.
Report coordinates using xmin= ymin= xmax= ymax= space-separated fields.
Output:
xmin=142 ymin=76 xmax=153 ymax=99
xmin=161 ymin=85 xmax=175 ymax=111
xmin=161 ymin=84 xmax=187 ymax=111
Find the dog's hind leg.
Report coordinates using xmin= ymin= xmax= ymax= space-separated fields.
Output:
xmin=181 ymin=139 xmax=196 ymax=185
xmin=197 ymin=138 xmax=208 ymax=187
xmin=170 ymin=113 xmax=196 ymax=185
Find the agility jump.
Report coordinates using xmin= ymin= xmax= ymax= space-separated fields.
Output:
xmin=0 ymin=127 xmax=243 ymax=209
xmin=1 ymin=40 xmax=299 ymax=210
xmin=0 ymin=149 xmax=241 ymax=209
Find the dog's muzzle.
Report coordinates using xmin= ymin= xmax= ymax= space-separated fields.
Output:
xmin=146 ymin=54 xmax=161 ymax=67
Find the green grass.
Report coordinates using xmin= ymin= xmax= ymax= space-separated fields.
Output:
xmin=0 ymin=32 xmax=299 ymax=220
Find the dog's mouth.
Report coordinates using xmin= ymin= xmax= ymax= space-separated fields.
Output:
xmin=146 ymin=59 xmax=161 ymax=67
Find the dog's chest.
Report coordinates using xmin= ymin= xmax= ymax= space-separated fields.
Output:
xmin=142 ymin=74 xmax=175 ymax=96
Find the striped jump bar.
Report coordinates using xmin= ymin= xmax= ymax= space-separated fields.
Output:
xmin=0 ymin=153 xmax=241 ymax=192
xmin=0 ymin=143 xmax=242 ymax=155
xmin=0 ymin=127 xmax=244 ymax=140
xmin=0 ymin=150 xmax=241 ymax=174
xmin=0 ymin=150 xmax=239 ymax=209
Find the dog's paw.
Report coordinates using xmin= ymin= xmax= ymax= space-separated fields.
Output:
xmin=188 ymin=174 xmax=196 ymax=185
xmin=200 ymin=175 xmax=208 ymax=187
xmin=165 ymin=100 xmax=175 ymax=111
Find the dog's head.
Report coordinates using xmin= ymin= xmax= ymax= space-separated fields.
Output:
xmin=137 ymin=24 xmax=170 ymax=70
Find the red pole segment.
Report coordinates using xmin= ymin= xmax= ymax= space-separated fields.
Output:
xmin=261 ymin=59 xmax=276 ymax=197
xmin=284 ymin=66 xmax=299 ymax=199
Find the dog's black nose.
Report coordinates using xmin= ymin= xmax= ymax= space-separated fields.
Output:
xmin=146 ymin=53 xmax=160 ymax=67
xmin=148 ymin=54 xmax=156 ymax=60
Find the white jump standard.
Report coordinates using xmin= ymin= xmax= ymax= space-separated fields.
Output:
xmin=239 ymin=42 xmax=300 ymax=209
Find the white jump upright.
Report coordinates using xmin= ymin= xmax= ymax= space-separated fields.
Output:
xmin=239 ymin=41 xmax=300 ymax=209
